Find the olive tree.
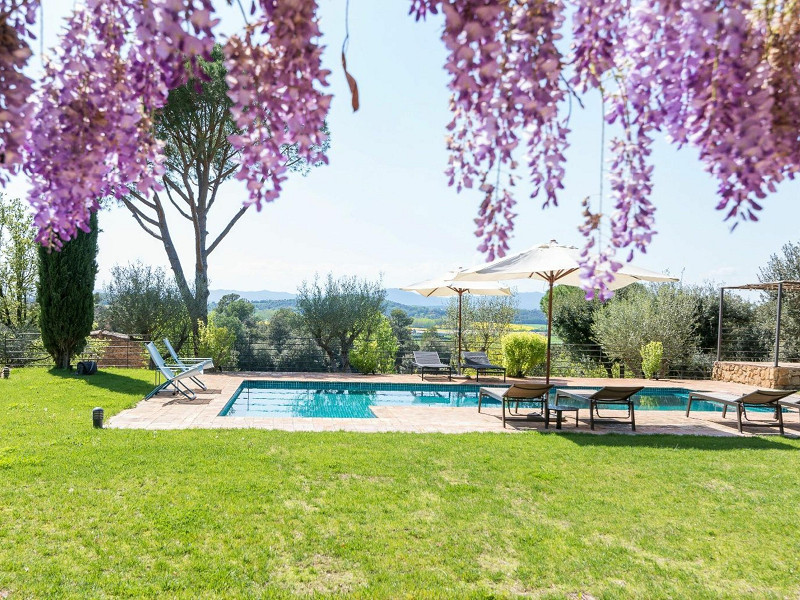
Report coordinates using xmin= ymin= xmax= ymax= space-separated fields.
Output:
xmin=445 ymin=294 xmax=517 ymax=360
xmin=592 ymin=284 xmax=697 ymax=377
xmin=101 ymin=261 xmax=190 ymax=348
xmin=688 ymin=281 xmax=771 ymax=361
xmin=349 ymin=314 xmax=399 ymax=374
xmin=296 ymin=274 xmax=386 ymax=372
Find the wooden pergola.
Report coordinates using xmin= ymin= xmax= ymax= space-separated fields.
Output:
xmin=717 ymin=280 xmax=800 ymax=365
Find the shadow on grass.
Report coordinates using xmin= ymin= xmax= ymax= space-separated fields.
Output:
xmin=557 ymin=431 xmax=799 ymax=451
xmin=47 ymin=367 xmax=154 ymax=397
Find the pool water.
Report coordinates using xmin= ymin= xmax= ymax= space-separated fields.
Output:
xmin=218 ymin=382 xmax=725 ymax=419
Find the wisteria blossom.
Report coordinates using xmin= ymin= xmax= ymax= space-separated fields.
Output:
xmin=0 ymin=0 xmax=37 ymax=184
xmin=224 ymin=0 xmax=331 ymax=210
xmin=1 ymin=0 xmax=799 ymax=294
xmin=412 ymin=0 xmax=800 ymax=293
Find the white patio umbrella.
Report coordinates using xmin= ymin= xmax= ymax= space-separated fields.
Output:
xmin=401 ymin=269 xmax=511 ymax=374
xmin=454 ymin=240 xmax=678 ymax=383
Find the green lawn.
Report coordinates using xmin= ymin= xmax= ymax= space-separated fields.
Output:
xmin=2 ymin=369 xmax=800 ymax=598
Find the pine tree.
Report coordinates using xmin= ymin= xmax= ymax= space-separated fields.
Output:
xmin=37 ymin=213 xmax=99 ymax=369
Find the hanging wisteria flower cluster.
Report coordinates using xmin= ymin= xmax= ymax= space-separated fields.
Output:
xmin=412 ymin=0 xmax=800 ymax=294
xmin=224 ymin=0 xmax=330 ymax=209
xmin=1 ymin=1 xmax=799 ymax=293
xmin=25 ymin=0 xmax=218 ymax=246
xmin=0 ymin=0 xmax=37 ymax=184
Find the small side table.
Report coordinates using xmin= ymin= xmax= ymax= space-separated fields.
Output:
xmin=548 ymin=405 xmax=579 ymax=429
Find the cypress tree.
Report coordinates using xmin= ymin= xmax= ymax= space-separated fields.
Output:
xmin=37 ymin=213 xmax=99 ymax=369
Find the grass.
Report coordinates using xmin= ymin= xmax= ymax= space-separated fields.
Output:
xmin=1 ymin=368 xmax=800 ymax=598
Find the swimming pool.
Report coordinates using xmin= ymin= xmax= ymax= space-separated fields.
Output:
xmin=218 ymin=381 xmax=719 ymax=419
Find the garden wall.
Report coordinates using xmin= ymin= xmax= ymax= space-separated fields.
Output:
xmin=89 ymin=330 xmax=147 ymax=368
xmin=712 ymin=361 xmax=800 ymax=390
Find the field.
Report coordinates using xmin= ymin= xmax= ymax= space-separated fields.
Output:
xmin=2 ymin=368 xmax=799 ymax=598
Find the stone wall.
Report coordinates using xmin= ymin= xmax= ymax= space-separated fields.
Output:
xmin=712 ymin=361 xmax=800 ymax=390
xmin=89 ymin=330 xmax=148 ymax=368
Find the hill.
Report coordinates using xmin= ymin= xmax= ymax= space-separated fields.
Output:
xmin=211 ymin=288 xmax=545 ymax=308
xmin=210 ymin=289 xmax=547 ymax=325
xmin=208 ymin=289 xmax=295 ymax=303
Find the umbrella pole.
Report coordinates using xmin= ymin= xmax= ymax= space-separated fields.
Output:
xmin=457 ymin=290 xmax=463 ymax=376
xmin=546 ymin=278 xmax=554 ymax=384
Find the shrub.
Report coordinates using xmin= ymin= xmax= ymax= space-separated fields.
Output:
xmin=349 ymin=315 xmax=398 ymax=374
xmin=640 ymin=341 xmax=664 ymax=379
xmin=549 ymin=345 xmax=609 ymax=378
xmin=501 ymin=332 xmax=547 ymax=377
xmin=197 ymin=316 xmax=236 ymax=370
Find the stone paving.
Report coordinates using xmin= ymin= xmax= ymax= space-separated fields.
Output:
xmin=108 ymin=372 xmax=800 ymax=437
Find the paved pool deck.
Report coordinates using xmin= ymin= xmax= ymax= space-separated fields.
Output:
xmin=107 ymin=372 xmax=800 ymax=436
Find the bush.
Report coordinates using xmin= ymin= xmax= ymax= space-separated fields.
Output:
xmin=349 ymin=315 xmax=398 ymax=374
xmin=501 ymin=332 xmax=547 ymax=377
xmin=197 ymin=316 xmax=236 ymax=370
xmin=548 ymin=345 xmax=609 ymax=378
xmin=640 ymin=341 xmax=664 ymax=379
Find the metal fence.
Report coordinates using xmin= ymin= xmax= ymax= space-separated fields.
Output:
xmin=231 ymin=331 xmax=718 ymax=379
xmin=1 ymin=328 xmax=783 ymax=380
xmin=0 ymin=331 xmax=150 ymax=368
xmin=716 ymin=323 xmax=800 ymax=363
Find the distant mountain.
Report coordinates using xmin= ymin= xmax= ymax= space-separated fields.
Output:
xmin=208 ymin=289 xmax=296 ymax=303
xmin=387 ymin=288 xmax=544 ymax=308
xmin=511 ymin=292 xmax=545 ymax=309
xmin=385 ymin=288 xmax=448 ymax=307
xmin=211 ymin=288 xmax=544 ymax=307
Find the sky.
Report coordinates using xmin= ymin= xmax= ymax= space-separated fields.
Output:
xmin=6 ymin=1 xmax=800 ymax=297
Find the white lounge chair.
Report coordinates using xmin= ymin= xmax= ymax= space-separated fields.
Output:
xmin=163 ymin=338 xmax=213 ymax=390
xmin=145 ymin=342 xmax=205 ymax=400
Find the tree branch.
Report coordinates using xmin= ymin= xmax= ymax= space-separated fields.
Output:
xmin=120 ymin=197 xmax=163 ymax=240
xmin=131 ymin=212 xmax=163 ymax=241
xmin=207 ymin=204 xmax=250 ymax=255
xmin=120 ymin=194 xmax=161 ymax=228
xmin=163 ymin=183 xmax=194 ymax=221
xmin=207 ymin=163 xmax=239 ymax=210
xmin=127 ymin=187 xmax=157 ymax=210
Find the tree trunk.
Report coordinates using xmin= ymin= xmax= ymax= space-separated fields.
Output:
xmin=151 ymin=193 xmax=209 ymax=353
xmin=315 ymin=339 xmax=338 ymax=371
xmin=55 ymin=350 xmax=70 ymax=370
xmin=193 ymin=181 xmax=210 ymax=353
xmin=339 ymin=350 xmax=351 ymax=373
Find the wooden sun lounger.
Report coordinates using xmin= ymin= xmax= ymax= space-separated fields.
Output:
xmin=478 ymin=383 xmax=553 ymax=428
xmin=555 ymin=386 xmax=644 ymax=431
xmin=687 ymin=389 xmax=797 ymax=435
xmin=779 ymin=396 xmax=800 ymax=419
